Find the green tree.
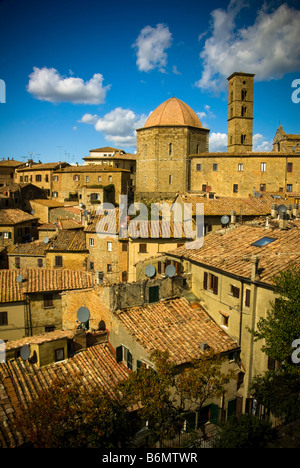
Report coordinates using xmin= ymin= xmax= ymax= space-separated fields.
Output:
xmin=214 ymin=414 xmax=275 ymax=448
xmin=118 ymin=349 xmax=236 ymax=446
xmin=249 ymin=266 xmax=300 ymax=421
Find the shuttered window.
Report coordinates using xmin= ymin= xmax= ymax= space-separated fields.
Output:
xmin=204 ymin=272 xmax=218 ymax=295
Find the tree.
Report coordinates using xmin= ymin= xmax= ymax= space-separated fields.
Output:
xmin=118 ymin=349 xmax=236 ymax=446
xmin=249 ymin=266 xmax=300 ymax=421
xmin=213 ymin=414 xmax=275 ymax=448
xmin=250 ymin=265 xmax=300 ymax=374
xmin=14 ymin=376 xmax=136 ymax=448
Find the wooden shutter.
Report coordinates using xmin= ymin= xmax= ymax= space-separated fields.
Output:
xmin=245 ymin=289 xmax=251 ymax=307
xmin=203 ymin=272 xmax=208 ymax=290
xmin=127 ymin=350 xmax=133 ymax=371
xmin=209 ymin=404 xmax=219 ymax=424
xmin=149 ymin=285 xmax=159 ymax=303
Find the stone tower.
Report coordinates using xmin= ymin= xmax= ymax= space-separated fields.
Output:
xmin=135 ymin=97 xmax=209 ymax=201
xmin=227 ymin=72 xmax=255 ymax=153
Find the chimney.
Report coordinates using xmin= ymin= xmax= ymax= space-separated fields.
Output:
xmin=230 ymin=210 xmax=237 ymax=224
xmin=286 ymin=205 xmax=293 ymax=218
xmin=271 ymin=204 xmax=277 ymax=218
xmin=279 ymin=212 xmax=288 ymax=230
xmin=251 ymin=255 xmax=260 ymax=281
xmin=293 ymin=204 xmax=299 ymax=218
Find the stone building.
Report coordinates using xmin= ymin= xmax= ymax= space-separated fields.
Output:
xmin=0 ymin=209 xmax=39 ymax=246
xmin=15 ymin=162 xmax=69 ymax=197
xmin=135 ymin=97 xmax=210 ymax=201
xmin=0 ymin=159 xmax=24 ymax=187
xmin=135 ymin=71 xmax=300 ymax=201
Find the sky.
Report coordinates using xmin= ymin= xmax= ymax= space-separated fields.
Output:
xmin=0 ymin=0 xmax=299 ymax=165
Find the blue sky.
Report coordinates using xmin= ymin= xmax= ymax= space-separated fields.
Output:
xmin=0 ymin=0 xmax=299 ymax=164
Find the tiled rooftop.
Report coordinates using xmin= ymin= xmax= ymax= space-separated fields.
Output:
xmin=0 ymin=209 xmax=38 ymax=225
xmin=47 ymin=229 xmax=87 ymax=251
xmin=0 ymin=268 xmax=96 ymax=303
xmin=54 ymin=164 xmax=130 ymax=173
xmin=166 ymin=221 xmax=300 ymax=285
xmin=0 ymin=342 xmax=129 ymax=447
xmin=115 ymin=297 xmax=238 ymax=365
xmin=177 ymin=193 xmax=276 ymax=216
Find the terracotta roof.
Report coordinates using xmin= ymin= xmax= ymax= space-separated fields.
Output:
xmin=189 ymin=151 xmax=299 ymax=157
xmin=115 ymin=297 xmax=238 ymax=365
xmin=0 ymin=209 xmax=38 ymax=225
xmin=47 ymin=229 xmax=87 ymax=251
xmin=4 ymin=330 xmax=75 ymax=351
xmin=30 ymin=199 xmax=64 ymax=207
xmin=38 ymin=219 xmax=83 ymax=231
xmin=8 ymin=240 xmax=47 ymax=256
xmin=16 ymin=162 xmax=69 ymax=172
xmin=143 ymin=97 xmax=204 ymax=129
xmin=54 ymin=164 xmax=130 ymax=173
xmin=0 ymin=269 xmax=96 ymax=303
xmin=0 ymin=342 xmax=129 ymax=447
xmin=0 ymin=160 xmax=23 ymax=167
xmin=85 ymin=210 xmax=192 ymax=239
xmin=0 ymin=183 xmax=41 ymax=194
xmin=177 ymin=193 xmax=275 ymax=216
xmin=166 ymin=221 xmax=300 ymax=286
xmin=89 ymin=146 xmax=123 ymax=152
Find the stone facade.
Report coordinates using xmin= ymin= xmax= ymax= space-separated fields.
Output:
xmin=227 ymin=72 xmax=255 ymax=153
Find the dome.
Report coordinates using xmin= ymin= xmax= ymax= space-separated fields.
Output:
xmin=144 ymin=97 xmax=203 ymax=129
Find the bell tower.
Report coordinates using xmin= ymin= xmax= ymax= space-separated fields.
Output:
xmin=227 ymin=72 xmax=255 ymax=153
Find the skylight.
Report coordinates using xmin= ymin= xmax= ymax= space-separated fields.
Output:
xmin=251 ymin=236 xmax=277 ymax=247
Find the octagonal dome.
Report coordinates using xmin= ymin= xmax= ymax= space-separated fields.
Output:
xmin=144 ymin=97 xmax=203 ymax=129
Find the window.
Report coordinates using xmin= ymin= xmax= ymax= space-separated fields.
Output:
xmin=241 ymin=89 xmax=247 ymax=100
xmin=116 ymin=345 xmax=132 ymax=370
xmin=287 ymin=162 xmax=293 ymax=172
xmin=89 ymin=261 xmax=94 ymax=271
xmin=89 ymin=238 xmax=94 ymax=247
xmin=220 ymin=311 xmax=229 ymax=328
xmin=287 ymin=184 xmax=293 ymax=192
xmin=98 ymin=175 xmax=102 ymax=182
xmin=35 ymin=175 xmax=42 ymax=182
xmin=149 ymin=285 xmax=159 ymax=303
xmin=169 ymin=174 xmax=172 ymax=184
xmin=251 ymin=236 xmax=276 ymax=247
xmin=44 ymin=294 xmax=53 ymax=308
xmin=261 ymin=162 xmax=267 ymax=172
xmin=20 ymin=176 xmax=23 ymax=182
xmin=241 ymin=134 xmax=246 ymax=144
xmin=107 ymin=264 xmax=112 ymax=272
xmin=121 ymin=242 xmax=128 ymax=252
xmin=108 ymin=176 xmax=112 ymax=183
xmin=203 ymin=272 xmax=218 ymax=295
xmin=122 ymin=271 xmax=127 ymax=282
xmin=241 ymin=106 xmax=247 ymax=117
xmin=3 ymin=232 xmax=11 ymax=239
xmin=245 ymin=289 xmax=251 ymax=308
xmin=55 ymin=255 xmax=63 ymax=267
xmin=196 ymin=163 xmax=202 ymax=172
xmin=107 ymin=241 xmax=112 ymax=251
xmin=202 ymin=184 xmax=207 ymax=191
xmin=45 ymin=174 xmax=49 ymax=182
xmin=230 ymin=285 xmax=240 ymax=298
xmin=53 ymin=191 xmax=58 ymax=198
xmin=53 ymin=175 xmax=58 ymax=181
xmin=24 ymin=176 xmax=28 ymax=182
xmin=169 ymin=143 xmax=173 ymax=155
xmin=212 ymin=163 xmax=218 ymax=171
xmin=73 ymin=174 xmax=79 ymax=181
xmin=86 ymin=176 xmax=89 ymax=183
xmin=260 ymin=184 xmax=266 ymax=192
xmin=37 ymin=258 xmax=43 ymax=268
xmin=15 ymin=257 xmax=20 ymax=268
xmin=233 ymin=184 xmax=238 ymax=193
xmin=238 ymin=163 xmax=244 ymax=172
xmin=139 ymin=243 xmax=147 ymax=253
xmin=0 ymin=311 xmax=8 ymax=326
xmin=55 ymin=348 xmax=65 ymax=362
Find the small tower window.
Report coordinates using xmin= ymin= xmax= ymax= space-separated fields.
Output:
xmin=169 ymin=143 xmax=173 ymax=155
xmin=241 ymin=134 xmax=246 ymax=144
xmin=241 ymin=106 xmax=247 ymax=117
xmin=169 ymin=175 xmax=172 ymax=184
xmin=241 ymin=89 xmax=247 ymax=101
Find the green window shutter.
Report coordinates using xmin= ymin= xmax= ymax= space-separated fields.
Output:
xmin=227 ymin=398 xmax=237 ymax=420
xmin=209 ymin=404 xmax=219 ymax=424
xmin=149 ymin=285 xmax=159 ymax=303
xmin=137 ymin=360 xmax=141 ymax=372
xmin=127 ymin=349 xmax=133 ymax=371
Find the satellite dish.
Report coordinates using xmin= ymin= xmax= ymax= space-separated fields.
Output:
xmin=16 ymin=274 xmax=23 ymax=283
xmin=77 ymin=306 xmax=90 ymax=323
xmin=20 ymin=344 xmax=30 ymax=361
xmin=165 ymin=264 xmax=176 ymax=278
xmin=31 ymin=210 xmax=35 ymax=215
xmin=43 ymin=236 xmax=49 ymax=244
xmin=145 ymin=265 xmax=156 ymax=278
xmin=221 ymin=215 xmax=230 ymax=225
xmin=277 ymin=204 xmax=287 ymax=213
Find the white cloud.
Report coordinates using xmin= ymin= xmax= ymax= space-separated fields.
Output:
xmin=209 ymin=132 xmax=228 ymax=152
xmin=27 ymin=67 xmax=111 ymax=104
xmin=79 ymin=107 xmax=148 ymax=148
xmin=253 ymin=133 xmax=273 ymax=152
xmin=195 ymin=1 xmax=300 ymax=92
xmin=133 ymin=23 xmax=172 ymax=73
xmin=197 ymin=105 xmax=216 ymax=128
